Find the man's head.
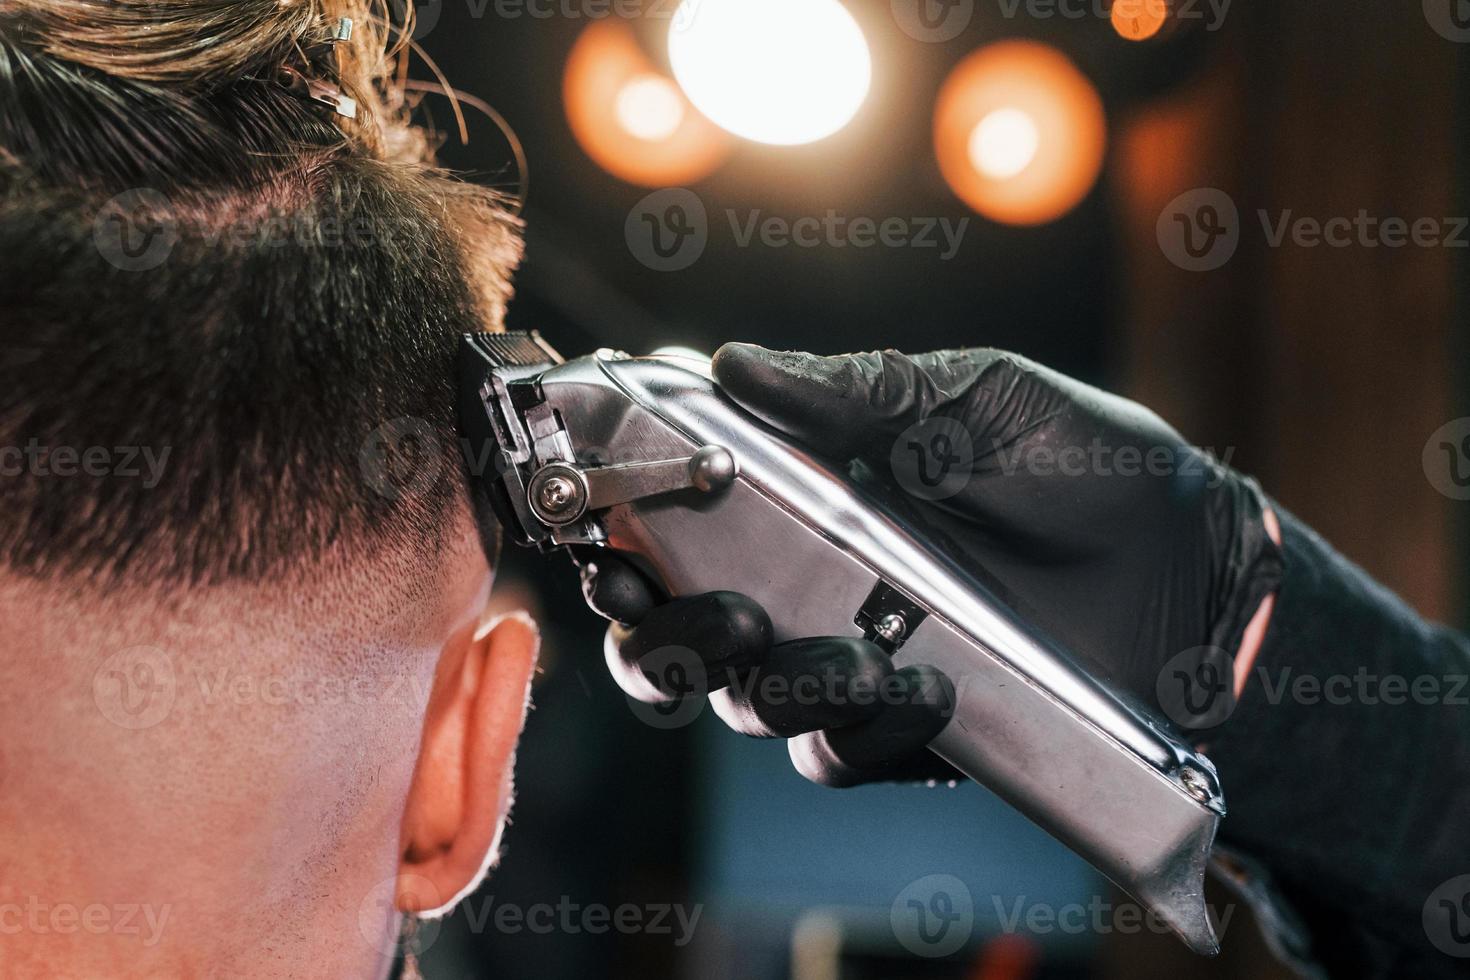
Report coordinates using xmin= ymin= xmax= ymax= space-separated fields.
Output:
xmin=0 ymin=3 xmax=536 ymax=976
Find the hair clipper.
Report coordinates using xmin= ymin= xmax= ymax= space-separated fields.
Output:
xmin=458 ymin=331 xmax=1228 ymax=955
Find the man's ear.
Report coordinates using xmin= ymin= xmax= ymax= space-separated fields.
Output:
xmin=396 ymin=611 xmax=539 ymax=914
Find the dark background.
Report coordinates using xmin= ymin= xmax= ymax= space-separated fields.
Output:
xmin=406 ymin=1 xmax=1466 ymax=977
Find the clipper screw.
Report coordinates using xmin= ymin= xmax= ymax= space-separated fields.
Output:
xmin=528 ymin=464 xmax=591 ymax=525
xmin=539 ymin=476 xmax=576 ymax=513
xmin=1179 ymin=766 xmax=1213 ymax=804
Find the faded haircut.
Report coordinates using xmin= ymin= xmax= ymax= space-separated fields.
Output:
xmin=0 ymin=1 xmax=520 ymax=586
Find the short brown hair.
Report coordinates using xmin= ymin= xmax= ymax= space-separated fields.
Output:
xmin=0 ymin=0 xmax=521 ymax=585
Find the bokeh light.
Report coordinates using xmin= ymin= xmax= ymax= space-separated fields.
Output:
xmin=934 ymin=41 xmax=1107 ymax=226
xmin=968 ymin=108 xmax=1041 ymax=180
xmin=615 ymin=74 xmax=686 ymax=142
xmin=564 ymin=20 xmax=731 ymax=186
xmin=1111 ymin=0 xmax=1168 ymax=41
xmin=668 ymin=0 xmax=872 ymax=146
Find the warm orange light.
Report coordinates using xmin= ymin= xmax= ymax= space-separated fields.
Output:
xmin=969 ymin=108 xmax=1041 ymax=180
xmin=615 ymin=74 xmax=686 ymax=142
xmin=564 ymin=20 xmax=731 ymax=187
xmin=934 ymin=41 xmax=1107 ymax=226
xmin=1111 ymin=0 xmax=1168 ymax=41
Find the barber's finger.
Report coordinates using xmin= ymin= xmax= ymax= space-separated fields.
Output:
xmin=709 ymin=637 xmax=893 ymax=738
xmin=808 ymin=747 xmax=964 ymax=787
xmin=710 ymin=343 xmax=1011 ymax=463
xmin=787 ymin=665 xmax=959 ymax=787
xmin=569 ymin=547 xmax=660 ymax=626
xmin=604 ymin=591 xmax=771 ymax=704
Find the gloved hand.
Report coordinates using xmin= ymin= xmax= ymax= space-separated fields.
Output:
xmin=572 ymin=552 xmax=959 ymax=786
xmin=577 ymin=343 xmax=1284 ymax=787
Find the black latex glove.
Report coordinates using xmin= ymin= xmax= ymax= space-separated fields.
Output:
xmin=574 ymin=549 xmax=958 ymax=786
xmin=578 ymin=343 xmax=1283 ymax=787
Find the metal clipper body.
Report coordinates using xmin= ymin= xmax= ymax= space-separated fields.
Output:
xmin=458 ymin=332 xmax=1228 ymax=955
